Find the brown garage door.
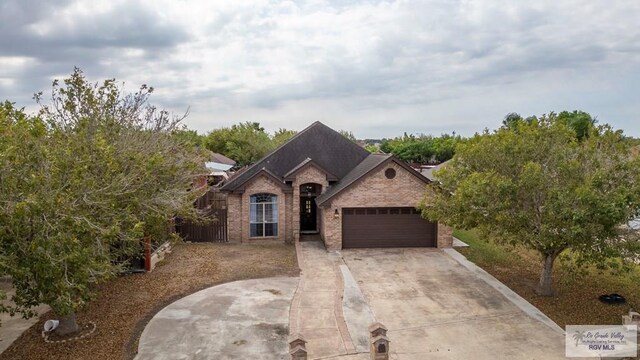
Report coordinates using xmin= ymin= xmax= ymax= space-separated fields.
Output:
xmin=342 ymin=207 xmax=437 ymax=248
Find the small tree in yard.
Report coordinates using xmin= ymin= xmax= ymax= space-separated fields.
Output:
xmin=0 ymin=69 xmax=207 ymax=335
xmin=422 ymin=114 xmax=640 ymax=296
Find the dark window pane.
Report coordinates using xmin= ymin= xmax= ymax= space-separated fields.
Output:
xmin=264 ymin=223 xmax=278 ymax=236
xmin=378 ymin=209 xmax=388 ymax=214
xmin=401 ymin=208 xmax=411 ymax=214
xmin=250 ymin=223 xmax=263 ymax=237
xmin=390 ymin=208 xmax=399 ymax=214
xmin=367 ymin=209 xmax=377 ymax=215
xmin=355 ymin=209 xmax=366 ymax=215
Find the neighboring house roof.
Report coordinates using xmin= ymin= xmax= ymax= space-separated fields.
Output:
xmin=220 ymin=122 xmax=369 ymax=192
xmin=211 ymin=153 xmax=237 ymax=166
xmin=205 ymin=162 xmax=234 ymax=172
xmin=420 ymin=160 xmax=449 ymax=182
xmin=315 ymin=154 xmax=431 ymax=206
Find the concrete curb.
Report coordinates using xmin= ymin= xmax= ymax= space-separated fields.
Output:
xmin=288 ymin=239 xmax=305 ymax=335
xmin=444 ymin=248 xmax=565 ymax=335
xmin=333 ymin=258 xmax=356 ymax=354
xmin=339 ymin=264 xmax=376 ymax=353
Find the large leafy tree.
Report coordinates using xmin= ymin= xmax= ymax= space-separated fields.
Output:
xmin=272 ymin=128 xmax=297 ymax=147
xmin=422 ymin=115 xmax=640 ymax=296
xmin=204 ymin=122 xmax=272 ymax=165
xmin=502 ymin=110 xmax=596 ymax=141
xmin=380 ymin=133 xmax=463 ymax=163
xmin=556 ymin=110 xmax=596 ymax=140
xmin=0 ymin=69 xmax=207 ymax=334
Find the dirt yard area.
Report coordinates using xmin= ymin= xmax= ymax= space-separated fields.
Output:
xmin=454 ymin=229 xmax=640 ymax=328
xmin=0 ymin=241 xmax=299 ymax=360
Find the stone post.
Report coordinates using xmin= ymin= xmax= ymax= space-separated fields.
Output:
xmin=289 ymin=333 xmax=307 ymax=360
xmin=369 ymin=322 xmax=390 ymax=360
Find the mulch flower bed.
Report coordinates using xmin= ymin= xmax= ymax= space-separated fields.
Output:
xmin=1 ymin=242 xmax=299 ymax=360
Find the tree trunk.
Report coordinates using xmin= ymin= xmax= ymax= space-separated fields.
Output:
xmin=537 ymin=253 xmax=557 ymax=296
xmin=55 ymin=311 xmax=79 ymax=336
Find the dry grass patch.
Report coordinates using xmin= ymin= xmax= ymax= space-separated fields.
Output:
xmin=455 ymin=229 xmax=640 ymax=328
xmin=0 ymin=241 xmax=299 ymax=360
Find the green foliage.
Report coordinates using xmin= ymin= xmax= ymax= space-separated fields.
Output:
xmin=423 ymin=114 xmax=640 ymax=294
xmin=501 ymin=112 xmax=536 ymax=130
xmin=0 ymin=69 xmax=207 ymax=321
xmin=338 ymin=130 xmax=357 ymax=142
xmin=453 ymin=229 xmax=515 ymax=266
xmin=556 ymin=110 xmax=596 ymax=140
xmin=503 ymin=110 xmax=595 ymax=140
xmin=272 ymin=128 xmax=297 ymax=147
xmin=380 ymin=133 xmax=463 ymax=163
xmin=204 ymin=123 xmax=301 ymax=166
xmin=171 ymin=128 xmax=204 ymax=148
xmin=365 ymin=144 xmax=380 ymax=153
xmin=204 ymin=122 xmax=273 ymax=166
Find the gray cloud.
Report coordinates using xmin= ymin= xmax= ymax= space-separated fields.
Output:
xmin=1 ymin=0 xmax=639 ymax=138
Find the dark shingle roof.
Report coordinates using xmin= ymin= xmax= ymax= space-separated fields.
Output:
xmin=211 ymin=152 xmax=236 ymax=166
xmin=315 ymin=154 xmax=391 ymax=205
xmin=420 ymin=160 xmax=449 ymax=181
xmin=220 ymin=122 xmax=369 ymax=191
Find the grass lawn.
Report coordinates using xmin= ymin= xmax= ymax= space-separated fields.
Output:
xmin=0 ymin=241 xmax=299 ymax=360
xmin=454 ymin=228 xmax=640 ymax=328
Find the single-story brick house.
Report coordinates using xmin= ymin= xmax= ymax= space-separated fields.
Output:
xmin=219 ymin=122 xmax=452 ymax=250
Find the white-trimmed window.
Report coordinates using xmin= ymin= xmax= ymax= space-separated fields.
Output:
xmin=250 ymin=193 xmax=278 ymax=237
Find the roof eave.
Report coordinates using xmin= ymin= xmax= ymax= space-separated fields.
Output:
xmin=283 ymin=159 xmax=339 ymax=182
xmin=316 ymin=156 xmax=430 ymax=206
xmin=220 ymin=167 xmax=292 ymax=194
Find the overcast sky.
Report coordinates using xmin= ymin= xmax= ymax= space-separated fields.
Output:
xmin=1 ymin=0 xmax=639 ymax=138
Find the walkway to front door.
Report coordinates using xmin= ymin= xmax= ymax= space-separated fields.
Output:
xmin=289 ymin=241 xmax=374 ymax=359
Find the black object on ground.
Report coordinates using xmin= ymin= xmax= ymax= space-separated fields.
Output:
xmin=599 ymin=293 xmax=626 ymax=304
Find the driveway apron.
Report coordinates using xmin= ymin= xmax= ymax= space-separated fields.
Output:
xmin=341 ymin=248 xmax=569 ymax=360
xmin=136 ymin=277 xmax=298 ymax=360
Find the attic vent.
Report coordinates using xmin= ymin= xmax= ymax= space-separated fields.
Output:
xmin=385 ymin=168 xmax=396 ymax=179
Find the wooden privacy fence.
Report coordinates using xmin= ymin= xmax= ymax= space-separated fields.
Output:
xmin=176 ymin=189 xmax=228 ymax=242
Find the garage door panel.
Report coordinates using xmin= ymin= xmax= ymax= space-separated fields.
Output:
xmin=342 ymin=207 xmax=436 ymax=248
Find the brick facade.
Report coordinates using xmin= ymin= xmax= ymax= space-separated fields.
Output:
xmin=224 ymin=160 xmax=453 ymax=250
xmin=319 ymin=162 xmax=450 ymax=250
xmin=437 ymin=224 xmax=453 ymax=248
xmin=227 ymin=174 xmax=291 ymax=243
xmin=227 ymin=193 xmax=242 ymax=242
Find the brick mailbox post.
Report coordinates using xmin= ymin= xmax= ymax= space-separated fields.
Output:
xmin=369 ymin=322 xmax=390 ymax=360
xmin=289 ymin=333 xmax=308 ymax=360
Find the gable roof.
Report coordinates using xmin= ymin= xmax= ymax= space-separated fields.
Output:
xmin=220 ymin=122 xmax=369 ymax=192
xmin=315 ymin=153 xmax=431 ymax=206
xmin=226 ymin=167 xmax=293 ymax=193
xmin=283 ymin=158 xmax=338 ymax=181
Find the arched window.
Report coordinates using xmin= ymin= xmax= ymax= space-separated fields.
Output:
xmin=250 ymin=193 xmax=278 ymax=237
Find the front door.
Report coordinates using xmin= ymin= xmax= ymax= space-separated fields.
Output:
xmin=300 ymin=197 xmax=317 ymax=232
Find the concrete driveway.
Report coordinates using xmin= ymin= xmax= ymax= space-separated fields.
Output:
xmin=341 ymin=248 xmax=567 ymax=360
xmin=136 ymin=277 xmax=298 ymax=360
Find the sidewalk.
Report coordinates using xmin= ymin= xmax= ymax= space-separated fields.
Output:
xmin=289 ymin=241 xmax=375 ymax=359
xmin=0 ymin=281 xmax=49 ymax=354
